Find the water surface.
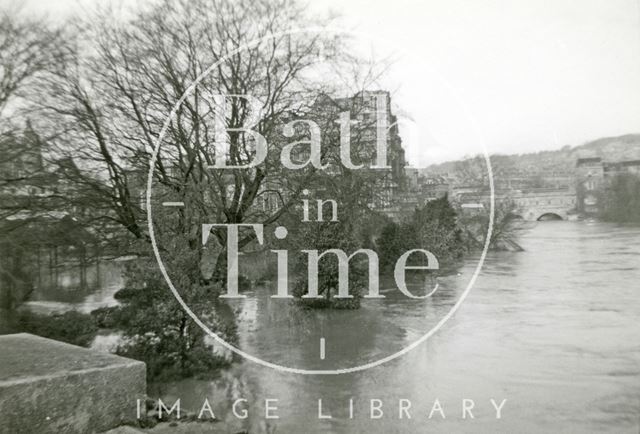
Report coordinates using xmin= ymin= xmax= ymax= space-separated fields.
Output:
xmin=14 ymin=222 xmax=640 ymax=433
xmin=156 ymin=221 xmax=640 ymax=433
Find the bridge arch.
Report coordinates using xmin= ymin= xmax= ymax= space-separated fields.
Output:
xmin=536 ymin=212 xmax=563 ymax=221
xmin=505 ymin=213 xmax=524 ymax=221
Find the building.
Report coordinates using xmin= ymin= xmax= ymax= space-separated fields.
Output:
xmin=0 ymin=125 xmax=88 ymax=219
xmin=575 ymin=157 xmax=640 ymax=215
xmin=0 ymin=127 xmax=101 ymax=305
xmin=385 ymin=170 xmax=450 ymax=220
xmin=126 ymin=90 xmax=409 ymax=224
xmin=575 ymin=157 xmax=605 ymax=214
xmin=279 ymin=90 xmax=407 ymax=217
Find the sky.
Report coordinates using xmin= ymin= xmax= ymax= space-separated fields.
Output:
xmin=5 ymin=0 xmax=640 ymax=166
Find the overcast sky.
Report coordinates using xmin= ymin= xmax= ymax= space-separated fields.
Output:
xmin=5 ymin=0 xmax=640 ymax=165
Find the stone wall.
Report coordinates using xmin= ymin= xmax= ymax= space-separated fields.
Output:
xmin=0 ymin=333 xmax=146 ymax=434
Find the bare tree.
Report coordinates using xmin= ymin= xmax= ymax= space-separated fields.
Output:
xmin=0 ymin=9 xmax=63 ymax=119
xmin=457 ymin=198 xmax=527 ymax=251
xmin=32 ymin=0 xmax=396 ymax=273
xmin=1 ymin=8 xmax=63 ymax=191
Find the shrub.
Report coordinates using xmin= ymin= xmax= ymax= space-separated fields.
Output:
xmin=101 ymin=254 xmax=238 ymax=381
xmin=289 ymin=221 xmax=366 ymax=309
xmin=16 ymin=310 xmax=98 ymax=347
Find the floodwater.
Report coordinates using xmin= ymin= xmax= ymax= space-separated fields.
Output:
xmin=13 ymin=222 xmax=640 ymax=433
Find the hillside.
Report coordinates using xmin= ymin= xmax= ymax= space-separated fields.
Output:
xmin=424 ymin=134 xmax=640 ymax=179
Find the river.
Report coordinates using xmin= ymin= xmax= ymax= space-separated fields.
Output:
xmin=13 ymin=221 xmax=640 ymax=432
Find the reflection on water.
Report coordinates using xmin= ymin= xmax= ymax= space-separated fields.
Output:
xmin=22 ymin=259 xmax=125 ymax=314
xmin=155 ymin=221 xmax=640 ymax=433
xmin=0 ymin=258 xmax=126 ymax=333
xmin=9 ymin=222 xmax=640 ymax=432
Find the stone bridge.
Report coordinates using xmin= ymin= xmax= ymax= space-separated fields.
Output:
xmin=457 ymin=188 xmax=577 ymax=221
xmin=511 ymin=189 xmax=577 ymax=221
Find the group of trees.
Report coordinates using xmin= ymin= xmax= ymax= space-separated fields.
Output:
xmin=0 ymin=10 xmax=68 ymax=309
xmin=456 ymin=199 xmax=526 ymax=252
xmin=0 ymin=0 xmax=403 ymax=378
xmin=377 ymin=196 xmax=465 ymax=275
